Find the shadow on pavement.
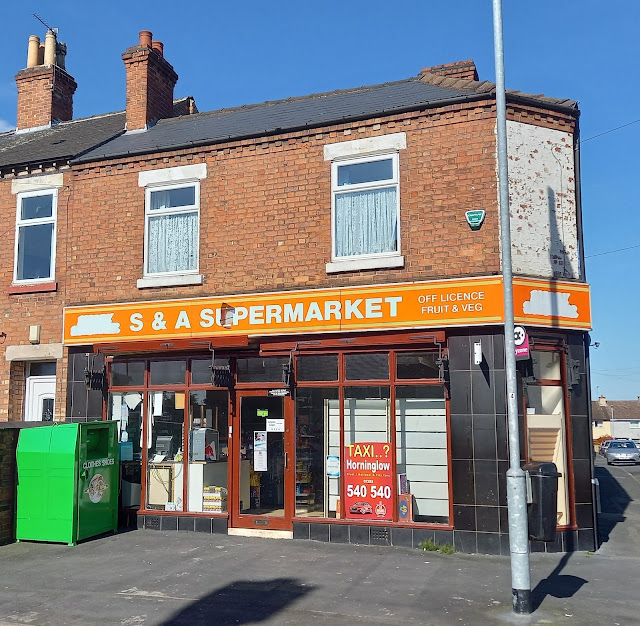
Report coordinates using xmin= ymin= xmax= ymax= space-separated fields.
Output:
xmin=161 ymin=577 xmax=314 ymax=625
xmin=532 ymin=552 xmax=587 ymax=611
xmin=595 ymin=464 xmax=631 ymax=545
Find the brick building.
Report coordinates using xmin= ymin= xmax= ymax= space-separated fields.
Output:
xmin=0 ymin=31 xmax=596 ymax=553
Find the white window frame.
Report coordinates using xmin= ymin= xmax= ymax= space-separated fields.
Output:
xmin=13 ymin=188 xmax=58 ymax=284
xmin=324 ymin=133 xmax=405 ymax=274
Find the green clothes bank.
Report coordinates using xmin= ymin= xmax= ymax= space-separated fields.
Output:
xmin=16 ymin=421 xmax=119 ymax=546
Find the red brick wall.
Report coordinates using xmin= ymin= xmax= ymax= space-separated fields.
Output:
xmin=68 ymin=102 xmax=503 ymax=306
xmin=0 ymin=173 xmax=71 ymax=421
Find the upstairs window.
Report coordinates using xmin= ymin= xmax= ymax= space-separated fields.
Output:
xmin=324 ymin=132 xmax=405 ymax=273
xmin=332 ymin=153 xmax=399 ymax=260
xmin=14 ymin=190 xmax=57 ymax=283
xmin=144 ymin=182 xmax=199 ymax=276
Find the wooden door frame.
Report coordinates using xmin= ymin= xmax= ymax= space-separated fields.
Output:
xmin=230 ymin=389 xmax=295 ymax=531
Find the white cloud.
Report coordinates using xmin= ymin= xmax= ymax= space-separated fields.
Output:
xmin=0 ymin=119 xmax=15 ymax=132
xmin=70 ymin=313 xmax=121 ymax=336
xmin=522 ymin=290 xmax=578 ymax=318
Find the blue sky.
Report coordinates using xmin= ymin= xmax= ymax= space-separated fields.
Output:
xmin=1 ymin=1 xmax=638 ymax=400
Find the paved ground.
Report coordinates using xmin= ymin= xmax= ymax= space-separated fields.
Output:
xmin=0 ymin=456 xmax=638 ymax=626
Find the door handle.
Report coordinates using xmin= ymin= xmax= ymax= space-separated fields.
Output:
xmin=285 ymin=452 xmax=289 ymax=470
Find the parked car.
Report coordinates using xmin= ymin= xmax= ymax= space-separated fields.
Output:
xmin=599 ymin=440 xmax=613 ymax=456
xmin=605 ymin=440 xmax=640 ymax=465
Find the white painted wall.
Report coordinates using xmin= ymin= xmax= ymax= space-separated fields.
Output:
xmin=506 ymin=121 xmax=580 ymax=279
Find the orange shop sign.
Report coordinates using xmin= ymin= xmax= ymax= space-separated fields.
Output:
xmin=62 ymin=276 xmax=591 ymax=346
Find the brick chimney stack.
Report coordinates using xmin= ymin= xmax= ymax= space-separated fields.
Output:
xmin=598 ymin=395 xmax=607 ymax=407
xmin=122 ymin=30 xmax=178 ymax=131
xmin=419 ymin=60 xmax=479 ymax=82
xmin=15 ymin=31 xmax=77 ymax=131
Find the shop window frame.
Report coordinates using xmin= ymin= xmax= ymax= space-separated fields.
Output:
xmin=291 ymin=346 xmax=452 ymax=528
xmin=521 ymin=342 xmax=576 ymax=530
xmin=105 ymin=354 xmax=233 ymax=518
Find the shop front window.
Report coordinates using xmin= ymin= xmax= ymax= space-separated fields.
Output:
xmin=295 ymin=388 xmax=339 ymax=517
xmin=146 ymin=391 xmax=185 ymax=511
xmin=396 ymin=386 xmax=448 ymax=523
xmin=187 ymin=390 xmax=229 ymax=513
xmin=237 ymin=357 xmax=289 ymax=383
xmin=111 ymin=361 xmax=145 ymax=386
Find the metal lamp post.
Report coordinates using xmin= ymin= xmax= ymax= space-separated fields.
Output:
xmin=492 ymin=0 xmax=533 ymax=614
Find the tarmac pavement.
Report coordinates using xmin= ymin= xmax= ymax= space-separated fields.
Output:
xmin=0 ymin=456 xmax=638 ymax=626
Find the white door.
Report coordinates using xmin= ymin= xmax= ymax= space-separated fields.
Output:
xmin=25 ymin=376 xmax=56 ymax=421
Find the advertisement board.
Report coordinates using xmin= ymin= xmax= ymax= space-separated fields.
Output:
xmin=344 ymin=442 xmax=393 ymax=521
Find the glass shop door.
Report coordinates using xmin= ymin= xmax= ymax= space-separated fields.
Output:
xmin=231 ymin=392 xmax=294 ymax=531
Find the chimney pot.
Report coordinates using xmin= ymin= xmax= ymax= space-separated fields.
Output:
xmin=38 ymin=43 xmax=45 ymax=66
xmin=44 ymin=31 xmax=56 ymax=66
xmin=27 ymin=35 xmax=40 ymax=68
xmin=139 ymin=30 xmax=153 ymax=47
xmin=152 ymin=41 xmax=164 ymax=57
xmin=598 ymin=395 xmax=607 ymax=407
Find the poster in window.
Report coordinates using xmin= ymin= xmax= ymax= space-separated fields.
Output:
xmin=344 ymin=442 xmax=393 ymax=520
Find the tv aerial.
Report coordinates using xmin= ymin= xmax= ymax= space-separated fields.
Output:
xmin=33 ymin=13 xmax=58 ymax=35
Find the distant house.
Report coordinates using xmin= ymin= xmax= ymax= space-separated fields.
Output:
xmin=592 ymin=396 xmax=640 ymax=443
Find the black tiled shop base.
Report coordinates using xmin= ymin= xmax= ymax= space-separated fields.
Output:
xmin=132 ymin=517 xmax=597 ymax=555
xmin=301 ymin=524 xmax=597 ymax=555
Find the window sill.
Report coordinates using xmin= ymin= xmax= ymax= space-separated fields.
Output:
xmin=8 ymin=281 xmax=58 ymax=295
xmin=137 ymin=274 xmax=204 ymax=289
xmin=326 ymin=255 xmax=404 ymax=274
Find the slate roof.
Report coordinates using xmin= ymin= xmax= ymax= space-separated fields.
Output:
xmin=0 ymin=112 xmax=124 ymax=170
xmin=592 ymin=401 xmax=640 ymax=421
xmin=75 ymin=78 xmax=479 ymax=163
xmin=0 ymin=72 xmax=580 ymax=170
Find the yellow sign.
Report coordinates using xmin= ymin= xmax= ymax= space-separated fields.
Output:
xmin=63 ymin=276 xmax=591 ymax=345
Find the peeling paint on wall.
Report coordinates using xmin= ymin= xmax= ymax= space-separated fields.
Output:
xmin=506 ymin=121 xmax=579 ymax=279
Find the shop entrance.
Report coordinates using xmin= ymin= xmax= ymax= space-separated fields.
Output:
xmin=231 ymin=392 xmax=294 ymax=532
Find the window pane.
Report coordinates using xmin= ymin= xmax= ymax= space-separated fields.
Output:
xmin=21 ymin=194 xmax=53 ymax=220
xmin=111 ymin=361 xmax=145 ymax=386
xmin=109 ymin=391 xmax=143 ymax=458
xmin=146 ymin=391 xmax=185 ymax=511
xmin=297 ymin=355 xmax=338 ymax=381
xmin=396 ymin=385 xmax=448 ymax=523
xmin=532 ymin=351 xmax=562 ymax=380
xmin=345 ymin=353 xmax=389 ymax=380
xmin=191 ymin=358 xmax=231 ymax=385
xmin=150 ymin=360 xmax=186 ymax=385
xmin=344 ymin=386 xmax=390 ymax=445
xmin=147 ymin=211 xmax=198 ymax=274
xmin=30 ymin=361 xmax=56 ymax=376
xmin=187 ymin=390 xmax=229 ymax=513
xmin=296 ymin=388 xmax=339 ymax=518
xmin=337 ymin=159 xmax=393 ymax=186
xmin=396 ymin=352 xmax=440 ymax=379
xmin=334 ymin=187 xmax=397 ymax=257
xmin=236 ymin=357 xmax=288 ymax=383
xmin=17 ymin=223 xmax=54 ymax=280
xmin=150 ymin=186 xmax=195 ymax=209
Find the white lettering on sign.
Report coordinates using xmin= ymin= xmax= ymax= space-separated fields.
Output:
xmin=82 ymin=458 xmax=115 ymax=470
xmin=418 ymin=291 xmax=485 ymax=315
xmin=93 ymin=296 xmax=406 ymax=337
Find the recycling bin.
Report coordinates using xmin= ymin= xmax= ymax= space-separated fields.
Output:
xmin=523 ymin=461 xmax=561 ymax=542
xmin=16 ymin=421 xmax=119 ymax=545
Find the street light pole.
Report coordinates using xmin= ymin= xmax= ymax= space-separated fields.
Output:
xmin=491 ymin=0 xmax=533 ymax=614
